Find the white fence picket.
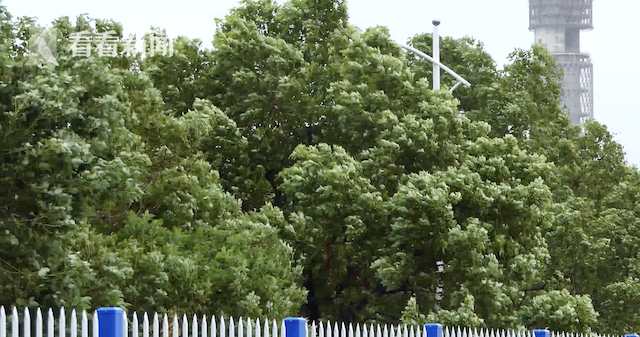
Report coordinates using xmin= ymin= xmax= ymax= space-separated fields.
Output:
xmin=81 ymin=311 xmax=88 ymax=337
xmin=46 ymin=309 xmax=53 ymax=337
xmin=23 ymin=309 xmax=30 ymax=337
xmin=193 ymin=316 xmax=198 ymax=337
xmin=182 ymin=315 xmax=188 ymax=337
xmin=262 ymin=319 xmax=268 ymax=337
xmin=60 ymin=309 xmax=66 ymax=337
xmin=132 ymin=313 xmax=139 ymax=337
xmin=70 ymin=310 xmax=77 ymax=337
xmin=153 ymin=314 xmax=159 ymax=337
xmin=122 ymin=312 xmax=127 ymax=337
xmin=92 ymin=311 xmax=99 ymax=337
xmin=143 ymin=313 xmax=149 ymax=337
xmin=271 ymin=320 xmax=276 ymax=337
xmin=166 ymin=314 xmax=169 ymax=337
xmin=172 ymin=315 xmax=178 ymax=337
xmin=35 ymin=309 xmax=43 ymax=337
xmin=0 ymin=307 xmax=5 ymax=337
xmin=12 ymin=307 xmax=19 ymax=337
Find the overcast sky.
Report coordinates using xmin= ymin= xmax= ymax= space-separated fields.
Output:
xmin=4 ymin=0 xmax=639 ymax=167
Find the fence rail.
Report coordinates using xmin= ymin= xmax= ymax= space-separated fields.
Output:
xmin=0 ymin=307 xmax=624 ymax=337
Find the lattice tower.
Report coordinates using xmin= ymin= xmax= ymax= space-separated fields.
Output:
xmin=529 ymin=0 xmax=594 ymax=125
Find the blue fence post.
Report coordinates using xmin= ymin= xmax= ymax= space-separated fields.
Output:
xmin=98 ymin=308 xmax=124 ymax=337
xmin=424 ymin=324 xmax=443 ymax=337
xmin=534 ymin=330 xmax=550 ymax=337
xmin=285 ymin=317 xmax=306 ymax=337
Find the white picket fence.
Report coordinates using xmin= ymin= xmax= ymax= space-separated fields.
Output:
xmin=0 ymin=307 xmax=621 ymax=337
xmin=0 ymin=307 xmax=98 ymax=337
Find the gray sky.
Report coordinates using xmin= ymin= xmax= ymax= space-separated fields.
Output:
xmin=4 ymin=0 xmax=639 ymax=167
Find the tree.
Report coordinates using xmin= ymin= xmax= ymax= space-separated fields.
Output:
xmin=3 ymin=0 xmax=640 ymax=332
xmin=0 ymin=9 xmax=307 ymax=318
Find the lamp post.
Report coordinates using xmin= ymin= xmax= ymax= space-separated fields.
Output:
xmin=400 ymin=20 xmax=471 ymax=92
xmin=432 ymin=19 xmax=441 ymax=90
xmin=407 ymin=22 xmax=457 ymax=311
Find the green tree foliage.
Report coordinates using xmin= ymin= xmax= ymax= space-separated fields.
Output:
xmin=2 ymin=0 xmax=640 ymax=334
xmin=0 ymin=8 xmax=305 ymax=319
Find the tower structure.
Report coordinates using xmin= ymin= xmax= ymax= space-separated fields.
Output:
xmin=529 ymin=0 xmax=594 ymax=125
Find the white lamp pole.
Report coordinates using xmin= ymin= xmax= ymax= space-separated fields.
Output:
xmin=433 ymin=19 xmax=441 ymax=90
xmin=399 ymin=19 xmax=471 ymax=92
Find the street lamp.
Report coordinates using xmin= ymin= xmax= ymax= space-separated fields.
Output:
xmin=400 ymin=20 xmax=471 ymax=92
xmin=432 ymin=19 xmax=441 ymax=90
xmin=399 ymin=21 xmax=466 ymax=311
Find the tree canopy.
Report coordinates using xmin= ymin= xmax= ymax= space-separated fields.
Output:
xmin=1 ymin=0 xmax=638 ymax=334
